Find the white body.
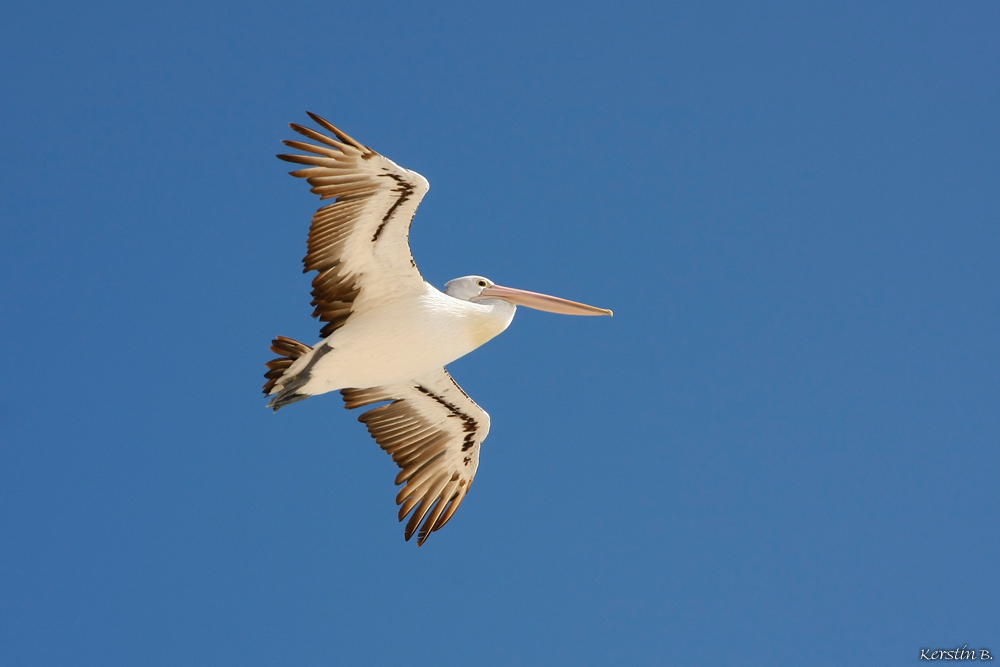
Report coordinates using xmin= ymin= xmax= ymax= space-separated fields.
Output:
xmin=285 ymin=283 xmax=516 ymax=395
xmin=264 ymin=114 xmax=610 ymax=545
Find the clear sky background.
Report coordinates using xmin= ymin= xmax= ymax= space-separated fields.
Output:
xmin=2 ymin=2 xmax=998 ymax=665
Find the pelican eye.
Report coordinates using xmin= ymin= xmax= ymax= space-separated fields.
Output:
xmin=477 ymin=280 xmax=487 ymax=287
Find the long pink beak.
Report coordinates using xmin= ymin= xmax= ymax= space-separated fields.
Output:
xmin=477 ymin=284 xmax=613 ymax=316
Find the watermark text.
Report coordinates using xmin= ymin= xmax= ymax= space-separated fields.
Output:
xmin=920 ymin=646 xmax=992 ymax=661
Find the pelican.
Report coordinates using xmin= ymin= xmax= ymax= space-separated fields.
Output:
xmin=264 ymin=113 xmax=612 ymax=545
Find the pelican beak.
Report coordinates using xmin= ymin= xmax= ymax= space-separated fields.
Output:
xmin=478 ymin=284 xmax=613 ymax=316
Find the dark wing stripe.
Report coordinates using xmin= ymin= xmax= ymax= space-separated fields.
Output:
xmin=372 ymin=174 xmax=416 ymax=242
xmin=339 ymin=369 xmax=489 ymax=546
xmin=278 ymin=113 xmax=428 ymax=339
xmin=414 ymin=384 xmax=480 ymax=451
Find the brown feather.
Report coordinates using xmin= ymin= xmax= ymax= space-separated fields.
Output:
xmin=261 ymin=336 xmax=313 ymax=395
xmin=305 ymin=111 xmax=370 ymax=152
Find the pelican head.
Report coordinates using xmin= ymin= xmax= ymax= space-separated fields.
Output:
xmin=445 ymin=275 xmax=613 ymax=316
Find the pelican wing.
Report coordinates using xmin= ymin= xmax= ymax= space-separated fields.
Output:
xmin=279 ymin=113 xmax=430 ymax=337
xmin=341 ymin=368 xmax=489 ymax=546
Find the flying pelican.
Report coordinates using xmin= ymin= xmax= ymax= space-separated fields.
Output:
xmin=264 ymin=113 xmax=612 ymax=545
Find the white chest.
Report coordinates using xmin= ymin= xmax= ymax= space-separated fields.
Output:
xmin=307 ymin=288 xmax=516 ymax=391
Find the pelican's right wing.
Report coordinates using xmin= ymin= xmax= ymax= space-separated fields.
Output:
xmin=279 ymin=113 xmax=430 ymax=338
xmin=341 ymin=368 xmax=490 ymax=546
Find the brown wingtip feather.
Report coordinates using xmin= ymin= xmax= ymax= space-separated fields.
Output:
xmin=305 ymin=111 xmax=369 ymax=152
xmin=340 ymin=371 xmax=486 ymax=547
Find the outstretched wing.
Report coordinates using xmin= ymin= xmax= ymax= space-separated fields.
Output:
xmin=341 ymin=368 xmax=490 ymax=546
xmin=279 ymin=112 xmax=430 ymax=338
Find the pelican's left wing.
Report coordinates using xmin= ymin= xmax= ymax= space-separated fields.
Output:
xmin=341 ymin=368 xmax=490 ymax=546
xmin=279 ymin=113 xmax=430 ymax=338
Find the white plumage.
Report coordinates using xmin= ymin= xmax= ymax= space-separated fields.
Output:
xmin=264 ymin=113 xmax=611 ymax=545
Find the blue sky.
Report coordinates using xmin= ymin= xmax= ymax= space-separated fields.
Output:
xmin=1 ymin=1 xmax=998 ymax=665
